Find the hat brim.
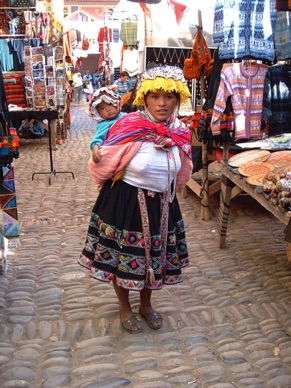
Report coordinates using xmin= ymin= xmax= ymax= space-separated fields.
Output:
xmin=133 ymin=77 xmax=191 ymax=106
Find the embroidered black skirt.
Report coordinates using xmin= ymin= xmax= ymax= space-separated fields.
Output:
xmin=79 ymin=179 xmax=189 ymax=290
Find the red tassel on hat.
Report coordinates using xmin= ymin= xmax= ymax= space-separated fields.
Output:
xmin=168 ymin=0 xmax=187 ymax=25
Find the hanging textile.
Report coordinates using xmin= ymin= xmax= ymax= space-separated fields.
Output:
xmin=213 ymin=0 xmax=277 ymax=62
xmin=168 ymin=0 xmax=187 ymax=25
xmin=211 ymin=61 xmax=269 ymax=140
xmin=262 ymin=64 xmax=291 ymax=136
xmin=98 ymin=26 xmax=112 ymax=72
xmin=120 ymin=20 xmax=138 ymax=46
xmin=273 ymin=12 xmax=291 ymax=60
xmin=0 ymin=166 xmax=19 ymax=248
xmin=122 ymin=48 xmax=139 ymax=76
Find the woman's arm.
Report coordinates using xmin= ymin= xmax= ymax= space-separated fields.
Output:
xmin=176 ymin=150 xmax=193 ymax=192
xmin=88 ymin=142 xmax=142 ymax=188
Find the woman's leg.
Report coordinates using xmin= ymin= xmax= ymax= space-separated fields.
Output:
xmin=112 ymin=277 xmax=141 ymax=332
xmin=139 ymin=287 xmax=163 ymax=329
xmin=78 ymin=86 xmax=82 ymax=104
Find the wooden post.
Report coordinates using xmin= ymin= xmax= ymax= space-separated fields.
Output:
xmin=197 ymin=10 xmax=209 ymax=220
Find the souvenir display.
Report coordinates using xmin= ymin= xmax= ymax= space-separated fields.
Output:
xmin=267 ymin=150 xmax=291 ymax=165
xmin=227 ymin=150 xmax=271 ymax=168
xmin=238 ymin=161 xmax=275 ymax=177
xmin=23 ymin=45 xmax=66 ymax=109
xmin=246 ymin=174 xmax=267 ymax=186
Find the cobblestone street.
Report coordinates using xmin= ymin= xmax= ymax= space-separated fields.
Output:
xmin=1 ymin=104 xmax=291 ymax=387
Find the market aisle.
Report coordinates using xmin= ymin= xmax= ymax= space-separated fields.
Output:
xmin=0 ymin=105 xmax=291 ymax=387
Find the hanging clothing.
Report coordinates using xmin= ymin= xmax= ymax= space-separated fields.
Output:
xmin=211 ymin=61 xmax=269 ymax=140
xmin=122 ymin=48 xmax=139 ymax=77
xmin=262 ymin=64 xmax=291 ymax=136
xmin=213 ymin=0 xmax=277 ymax=62
xmin=120 ymin=21 xmax=138 ymax=46
xmin=97 ymin=26 xmax=112 ymax=72
xmin=273 ymin=12 xmax=291 ymax=61
xmin=0 ymin=40 xmax=19 ymax=72
xmin=10 ymin=38 xmax=40 ymax=70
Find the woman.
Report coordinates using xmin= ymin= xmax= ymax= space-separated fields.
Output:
xmin=79 ymin=66 xmax=193 ymax=333
xmin=93 ymin=69 xmax=101 ymax=88
xmin=72 ymin=70 xmax=83 ymax=105
xmin=83 ymin=70 xmax=93 ymax=102
xmin=112 ymin=71 xmax=130 ymax=97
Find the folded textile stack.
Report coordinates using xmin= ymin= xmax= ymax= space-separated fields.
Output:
xmin=3 ymin=74 xmax=26 ymax=107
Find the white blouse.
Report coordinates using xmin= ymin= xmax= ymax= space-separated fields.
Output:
xmin=122 ymin=142 xmax=181 ymax=193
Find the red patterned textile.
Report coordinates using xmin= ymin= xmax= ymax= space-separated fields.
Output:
xmin=3 ymin=75 xmax=26 ymax=107
xmin=104 ymin=112 xmax=192 ymax=159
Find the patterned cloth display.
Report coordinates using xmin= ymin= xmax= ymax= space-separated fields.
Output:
xmin=213 ymin=0 xmax=277 ymax=61
xmin=120 ymin=21 xmax=138 ymax=46
xmin=262 ymin=64 xmax=291 ymax=136
xmin=211 ymin=61 xmax=269 ymax=140
xmin=0 ymin=166 xmax=19 ymax=248
xmin=274 ymin=11 xmax=291 ymax=60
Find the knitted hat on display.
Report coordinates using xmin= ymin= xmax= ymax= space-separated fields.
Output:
xmin=133 ymin=65 xmax=191 ymax=106
xmin=89 ymin=87 xmax=121 ymax=121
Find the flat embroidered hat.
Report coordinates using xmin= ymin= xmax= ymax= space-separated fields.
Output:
xmin=133 ymin=65 xmax=191 ymax=105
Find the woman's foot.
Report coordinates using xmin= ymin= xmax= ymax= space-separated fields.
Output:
xmin=112 ymin=278 xmax=142 ymax=333
xmin=120 ymin=313 xmax=142 ymax=334
xmin=139 ymin=287 xmax=163 ymax=329
xmin=139 ymin=308 xmax=163 ymax=330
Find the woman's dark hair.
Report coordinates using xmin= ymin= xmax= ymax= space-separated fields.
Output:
xmin=121 ymin=79 xmax=143 ymax=113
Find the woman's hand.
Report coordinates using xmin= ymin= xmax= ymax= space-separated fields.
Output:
xmin=92 ymin=145 xmax=101 ymax=163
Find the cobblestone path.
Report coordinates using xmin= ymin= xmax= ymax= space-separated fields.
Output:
xmin=0 ymin=105 xmax=291 ymax=387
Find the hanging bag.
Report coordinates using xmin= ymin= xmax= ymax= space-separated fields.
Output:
xmin=82 ymin=36 xmax=90 ymax=50
xmin=183 ymin=31 xmax=202 ymax=79
xmin=183 ymin=31 xmax=214 ymax=79
xmin=202 ymin=36 xmax=214 ymax=77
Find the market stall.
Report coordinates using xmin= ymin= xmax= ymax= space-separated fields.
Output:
xmin=218 ymin=145 xmax=291 ymax=264
xmin=201 ymin=0 xmax=291 ymax=261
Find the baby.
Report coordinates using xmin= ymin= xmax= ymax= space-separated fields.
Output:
xmin=89 ymin=87 xmax=126 ymax=162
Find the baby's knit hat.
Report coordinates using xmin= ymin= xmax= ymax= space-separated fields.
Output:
xmin=89 ymin=87 xmax=121 ymax=121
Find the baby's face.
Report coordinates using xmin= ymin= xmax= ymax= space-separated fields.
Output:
xmin=97 ymin=101 xmax=119 ymax=120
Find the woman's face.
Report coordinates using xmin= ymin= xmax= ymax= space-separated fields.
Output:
xmin=145 ymin=90 xmax=178 ymax=121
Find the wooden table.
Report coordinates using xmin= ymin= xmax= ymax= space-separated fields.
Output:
xmin=9 ymin=108 xmax=60 ymax=149
xmin=218 ymin=162 xmax=291 ymax=262
xmin=182 ymin=139 xmax=221 ymax=221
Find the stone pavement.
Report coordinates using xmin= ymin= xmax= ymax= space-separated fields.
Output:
xmin=1 ymin=103 xmax=291 ymax=388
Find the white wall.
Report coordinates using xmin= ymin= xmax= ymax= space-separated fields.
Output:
xmin=113 ymin=0 xmax=216 ymax=47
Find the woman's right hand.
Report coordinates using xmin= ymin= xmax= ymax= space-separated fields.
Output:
xmin=92 ymin=145 xmax=101 ymax=163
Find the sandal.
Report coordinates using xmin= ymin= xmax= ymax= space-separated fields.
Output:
xmin=139 ymin=309 xmax=163 ymax=330
xmin=120 ymin=315 xmax=142 ymax=334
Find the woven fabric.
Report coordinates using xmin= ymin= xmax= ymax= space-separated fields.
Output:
xmin=0 ymin=166 xmax=19 ymax=247
xmin=120 ymin=21 xmax=138 ymax=46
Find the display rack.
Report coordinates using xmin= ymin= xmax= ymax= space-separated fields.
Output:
xmin=31 ymin=108 xmax=74 ymax=185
